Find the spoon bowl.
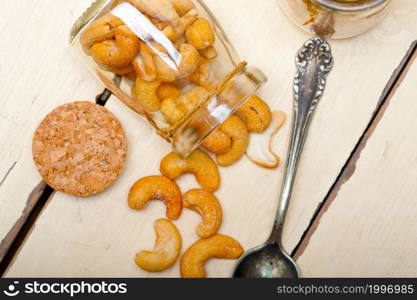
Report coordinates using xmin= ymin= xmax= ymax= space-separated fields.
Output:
xmin=233 ymin=242 xmax=299 ymax=278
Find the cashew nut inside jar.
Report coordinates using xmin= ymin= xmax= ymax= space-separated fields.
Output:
xmin=277 ymin=0 xmax=393 ymax=39
xmin=70 ymin=0 xmax=267 ymax=157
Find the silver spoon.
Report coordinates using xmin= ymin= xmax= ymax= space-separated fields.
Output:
xmin=233 ymin=36 xmax=333 ymax=278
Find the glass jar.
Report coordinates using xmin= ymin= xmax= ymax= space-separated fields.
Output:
xmin=278 ymin=0 xmax=393 ymax=39
xmin=70 ymin=0 xmax=266 ymax=156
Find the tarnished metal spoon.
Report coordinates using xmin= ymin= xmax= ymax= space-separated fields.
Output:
xmin=233 ymin=36 xmax=333 ymax=278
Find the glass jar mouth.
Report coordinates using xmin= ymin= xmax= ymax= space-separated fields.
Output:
xmin=172 ymin=63 xmax=267 ymax=157
xmin=314 ymin=0 xmax=388 ymax=12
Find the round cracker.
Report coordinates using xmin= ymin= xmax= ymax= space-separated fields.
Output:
xmin=32 ymin=101 xmax=127 ymax=197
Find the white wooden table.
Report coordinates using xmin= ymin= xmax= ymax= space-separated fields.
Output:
xmin=0 ymin=0 xmax=416 ymax=277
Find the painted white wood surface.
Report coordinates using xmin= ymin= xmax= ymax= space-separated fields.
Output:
xmin=0 ymin=0 xmax=101 ymax=244
xmin=3 ymin=0 xmax=417 ymax=277
xmin=297 ymin=57 xmax=417 ymax=277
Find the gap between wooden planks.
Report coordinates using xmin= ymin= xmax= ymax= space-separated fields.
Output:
xmin=2 ymin=0 xmax=417 ymax=277
xmin=295 ymin=44 xmax=417 ymax=277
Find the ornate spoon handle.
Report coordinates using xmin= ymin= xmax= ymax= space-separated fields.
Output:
xmin=269 ymin=36 xmax=334 ymax=244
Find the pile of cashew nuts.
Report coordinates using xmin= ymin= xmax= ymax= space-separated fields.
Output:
xmin=128 ymin=149 xmax=244 ymax=277
xmin=80 ymin=0 xmax=282 ymax=277
xmin=128 ymin=112 xmax=274 ymax=278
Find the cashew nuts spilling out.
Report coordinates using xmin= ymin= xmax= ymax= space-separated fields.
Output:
xmin=180 ymin=234 xmax=244 ymax=278
xmin=216 ymin=115 xmax=249 ymax=167
xmin=128 ymin=175 xmax=182 ymax=220
xmin=201 ymin=127 xmax=232 ymax=155
xmin=135 ymin=219 xmax=181 ymax=272
xmin=183 ymin=189 xmax=222 ymax=238
xmin=246 ymin=111 xmax=286 ymax=169
xmin=132 ymin=78 xmax=161 ymax=112
xmin=237 ymin=95 xmax=272 ymax=133
xmin=90 ymin=25 xmax=140 ymax=68
xmin=160 ymin=149 xmax=220 ymax=192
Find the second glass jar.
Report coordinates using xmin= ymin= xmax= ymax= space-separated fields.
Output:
xmin=278 ymin=0 xmax=393 ymax=39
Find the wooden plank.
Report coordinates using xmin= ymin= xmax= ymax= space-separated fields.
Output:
xmin=292 ymin=41 xmax=417 ymax=259
xmin=0 ymin=0 xmax=102 ymax=262
xmin=296 ymin=52 xmax=417 ymax=277
xmin=4 ymin=0 xmax=417 ymax=277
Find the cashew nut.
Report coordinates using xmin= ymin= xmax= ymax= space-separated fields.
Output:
xmin=180 ymin=234 xmax=244 ymax=278
xmin=216 ymin=115 xmax=249 ymax=167
xmin=126 ymin=0 xmax=180 ymax=27
xmin=186 ymin=18 xmax=215 ymax=50
xmin=172 ymin=0 xmax=196 ymax=16
xmin=133 ymin=42 xmax=158 ymax=82
xmin=90 ymin=25 xmax=140 ymax=68
xmin=177 ymin=43 xmax=200 ymax=80
xmin=178 ymin=86 xmax=209 ymax=112
xmin=183 ymin=189 xmax=222 ymax=238
xmin=135 ymin=218 xmax=181 ymax=272
xmin=237 ymin=95 xmax=272 ymax=133
xmin=128 ymin=175 xmax=182 ymax=220
xmin=160 ymin=149 xmax=220 ymax=192
xmin=201 ymin=127 xmax=232 ymax=155
xmin=80 ymin=14 xmax=124 ymax=54
xmin=157 ymin=83 xmax=181 ymax=100
xmin=160 ymin=97 xmax=188 ymax=124
xmin=132 ymin=78 xmax=161 ymax=112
